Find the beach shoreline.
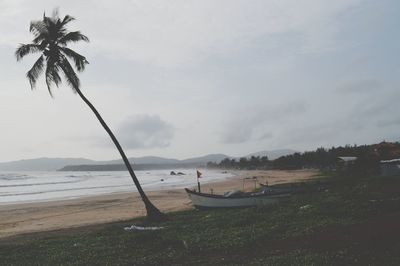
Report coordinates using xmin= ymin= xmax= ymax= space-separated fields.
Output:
xmin=0 ymin=169 xmax=318 ymax=239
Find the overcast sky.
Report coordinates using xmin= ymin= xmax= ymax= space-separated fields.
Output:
xmin=0 ymin=0 xmax=399 ymax=161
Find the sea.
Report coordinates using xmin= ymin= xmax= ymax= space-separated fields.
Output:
xmin=0 ymin=169 xmax=234 ymax=205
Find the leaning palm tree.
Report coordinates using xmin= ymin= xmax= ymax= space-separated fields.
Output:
xmin=15 ymin=10 xmax=165 ymax=221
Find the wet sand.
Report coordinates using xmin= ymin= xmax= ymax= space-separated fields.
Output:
xmin=0 ymin=170 xmax=318 ymax=238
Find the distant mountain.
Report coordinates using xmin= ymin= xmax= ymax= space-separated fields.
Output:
xmin=0 ymin=154 xmax=229 ymax=171
xmin=59 ymin=162 xmax=202 ymax=171
xmin=106 ymin=156 xmax=181 ymax=165
xmin=0 ymin=151 xmax=292 ymax=171
xmin=0 ymin=157 xmax=97 ymax=171
xmin=181 ymin=154 xmax=229 ymax=164
xmin=245 ymin=149 xmax=298 ymax=160
xmin=60 ymin=154 xmax=229 ymax=172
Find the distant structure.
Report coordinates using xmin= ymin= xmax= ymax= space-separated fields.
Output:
xmin=337 ymin=157 xmax=357 ymax=164
xmin=380 ymin=159 xmax=400 ymax=176
xmin=336 ymin=156 xmax=357 ymax=171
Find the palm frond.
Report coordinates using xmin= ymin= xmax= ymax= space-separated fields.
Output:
xmin=26 ymin=55 xmax=45 ymax=89
xmin=29 ymin=20 xmax=48 ymax=37
xmin=15 ymin=44 xmax=42 ymax=61
xmin=61 ymin=15 xmax=75 ymax=26
xmin=30 ymin=15 xmax=52 ymax=44
xmin=60 ymin=47 xmax=89 ymax=71
xmin=32 ymin=36 xmax=49 ymax=47
xmin=44 ymin=15 xmax=59 ymax=40
xmin=58 ymin=31 xmax=89 ymax=45
xmin=42 ymin=14 xmax=54 ymax=26
xmin=59 ymin=55 xmax=80 ymax=91
xmin=45 ymin=55 xmax=62 ymax=97
xmin=45 ymin=68 xmax=61 ymax=97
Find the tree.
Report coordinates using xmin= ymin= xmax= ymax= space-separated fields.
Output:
xmin=238 ymin=157 xmax=248 ymax=169
xmin=15 ymin=10 xmax=165 ymax=221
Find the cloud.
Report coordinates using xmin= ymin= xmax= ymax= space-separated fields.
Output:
xmin=335 ymin=78 xmax=382 ymax=93
xmin=348 ymin=88 xmax=400 ymax=120
xmin=220 ymin=101 xmax=307 ymax=144
xmin=89 ymin=0 xmax=365 ymax=67
xmin=116 ymin=114 xmax=174 ymax=149
xmin=2 ymin=0 xmax=399 ymax=161
xmin=221 ymin=124 xmax=253 ymax=144
xmin=1 ymin=0 xmax=365 ymax=67
xmin=272 ymin=87 xmax=400 ymax=150
xmin=376 ymin=117 xmax=400 ymax=128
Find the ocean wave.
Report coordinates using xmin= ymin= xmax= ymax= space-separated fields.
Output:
xmin=0 ymin=173 xmax=30 ymax=181
xmin=0 ymin=184 xmax=133 ymax=197
xmin=0 ymin=179 xmax=86 ymax=188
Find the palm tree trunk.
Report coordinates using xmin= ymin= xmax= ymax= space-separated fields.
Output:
xmin=75 ymin=87 xmax=165 ymax=222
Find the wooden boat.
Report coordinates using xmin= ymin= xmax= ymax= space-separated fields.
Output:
xmin=185 ymin=188 xmax=290 ymax=209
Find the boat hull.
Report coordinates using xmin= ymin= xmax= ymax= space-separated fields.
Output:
xmin=185 ymin=188 xmax=290 ymax=209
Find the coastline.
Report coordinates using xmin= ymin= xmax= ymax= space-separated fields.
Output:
xmin=0 ymin=169 xmax=318 ymax=239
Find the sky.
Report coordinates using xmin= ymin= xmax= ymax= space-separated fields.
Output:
xmin=0 ymin=0 xmax=399 ymax=162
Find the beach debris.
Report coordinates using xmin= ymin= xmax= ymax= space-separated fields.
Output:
xmin=124 ymin=225 xmax=164 ymax=231
xmin=182 ymin=240 xmax=189 ymax=250
xmin=299 ymin=204 xmax=312 ymax=210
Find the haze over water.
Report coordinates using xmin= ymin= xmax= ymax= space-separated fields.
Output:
xmin=0 ymin=169 xmax=233 ymax=205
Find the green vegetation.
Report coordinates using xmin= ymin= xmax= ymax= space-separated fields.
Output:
xmin=1 ymin=173 xmax=400 ymax=265
xmin=208 ymin=141 xmax=400 ymax=173
xmin=209 ymin=155 xmax=270 ymax=170
xmin=272 ymin=142 xmax=400 ymax=173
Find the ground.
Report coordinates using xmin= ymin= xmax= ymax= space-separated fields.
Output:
xmin=1 ymin=172 xmax=399 ymax=265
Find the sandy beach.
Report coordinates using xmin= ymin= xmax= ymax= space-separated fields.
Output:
xmin=0 ymin=170 xmax=318 ymax=239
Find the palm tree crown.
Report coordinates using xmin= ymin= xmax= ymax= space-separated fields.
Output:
xmin=16 ymin=10 xmax=89 ymax=96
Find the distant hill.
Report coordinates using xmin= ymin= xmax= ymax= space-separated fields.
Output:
xmin=91 ymin=154 xmax=228 ymax=166
xmin=0 ymin=151 xmax=293 ymax=171
xmin=0 ymin=154 xmax=229 ymax=171
xmin=245 ymin=149 xmax=298 ymax=160
xmin=60 ymin=154 xmax=229 ymax=171
xmin=59 ymin=162 xmax=202 ymax=171
xmin=0 ymin=157 xmax=97 ymax=171
xmin=181 ymin=154 xmax=228 ymax=164
xmin=108 ymin=156 xmax=181 ymax=165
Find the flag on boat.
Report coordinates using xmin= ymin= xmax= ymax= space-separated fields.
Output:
xmin=197 ymin=170 xmax=202 ymax=178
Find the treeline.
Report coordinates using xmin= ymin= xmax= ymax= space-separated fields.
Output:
xmin=273 ymin=146 xmax=374 ymax=172
xmin=274 ymin=142 xmax=400 ymax=171
xmin=207 ymin=156 xmax=270 ymax=170
xmin=207 ymin=142 xmax=400 ymax=173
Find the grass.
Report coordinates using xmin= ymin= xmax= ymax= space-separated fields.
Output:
xmin=1 ymin=173 xmax=400 ymax=265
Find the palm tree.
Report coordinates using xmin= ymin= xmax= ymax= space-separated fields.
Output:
xmin=15 ymin=10 xmax=165 ymax=221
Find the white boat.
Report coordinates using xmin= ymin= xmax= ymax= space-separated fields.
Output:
xmin=185 ymin=188 xmax=290 ymax=209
